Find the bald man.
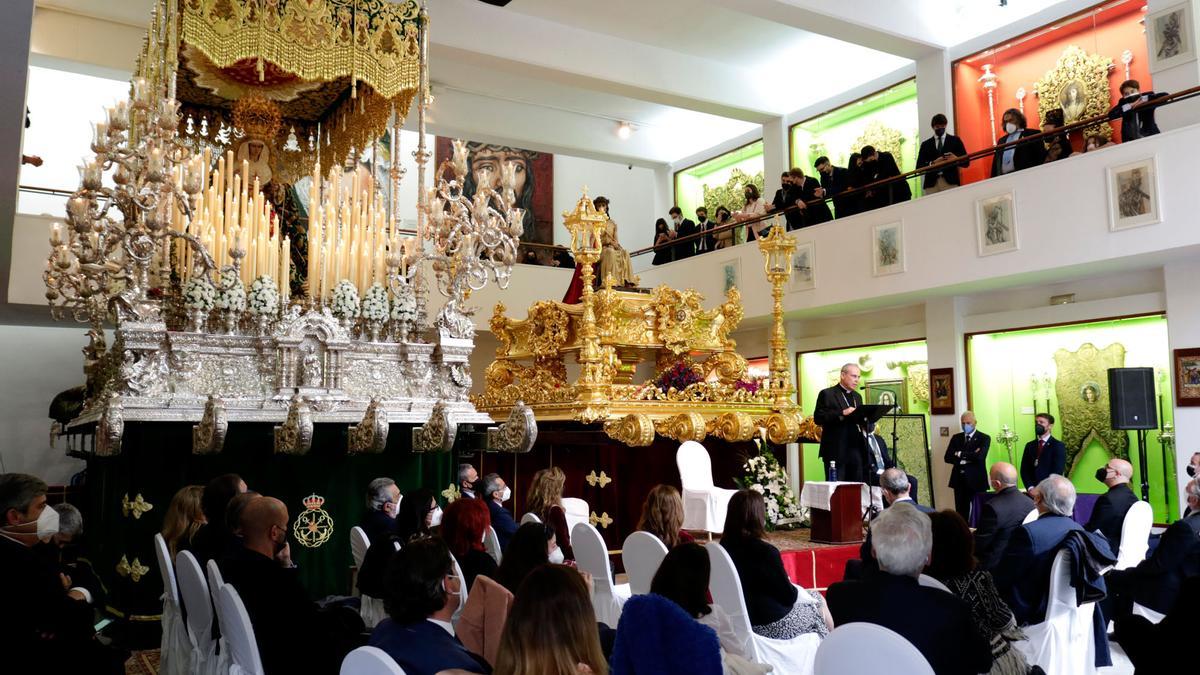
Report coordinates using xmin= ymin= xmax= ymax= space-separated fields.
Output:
xmin=1085 ymin=458 xmax=1138 ymax=549
xmin=973 ymin=462 xmax=1035 ymax=569
xmin=944 ymin=411 xmax=991 ymax=522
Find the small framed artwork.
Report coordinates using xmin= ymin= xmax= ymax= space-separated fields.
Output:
xmin=789 ymin=241 xmax=815 ymax=292
xmin=1174 ymin=347 xmax=1200 ymax=406
xmin=975 ymin=192 xmax=1019 ymax=256
xmin=720 ymin=258 xmax=741 ymax=294
xmin=929 ymin=367 xmax=955 ymax=415
xmin=1107 ymin=157 xmax=1161 ymax=231
xmin=864 ymin=379 xmax=905 ymax=413
xmin=872 ymin=221 xmax=905 ymax=276
xmin=1148 ymin=3 xmax=1196 ymax=73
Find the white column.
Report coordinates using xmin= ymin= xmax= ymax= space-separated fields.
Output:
xmin=1164 ymin=258 xmax=1200 ymax=515
xmin=0 ymin=0 xmax=35 ymax=308
xmin=1146 ymin=0 xmax=1200 ymax=131
xmin=762 ymin=116 xmax=788 ymax=205
xmin=925 ymin=295 xmax=967 ymax=510
xmin=916 ymin=49 xmax=954 ymax=131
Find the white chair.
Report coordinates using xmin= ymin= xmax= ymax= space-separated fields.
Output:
xmin=520 ymin=512 xmax=541 ymax=524
xmin=707 ymin=542 xmax=820 ymax=674
xmin=483 ymin=525 xmax=503 ymax=564
xmin=814 ymin=622 xmax=934 ymax=675
xmin=621 ymin=531 xmax=668 ymax=595
xmin=1014 ymin=549 xmax=1099 ymax=674
xmin=351 ymin=526 xmax=371 ymax=569
xmin=175 ymin=551 xmax=221 ymax=675
xmin=571 ymin=521 xmax=630 ymax=628
xmin=449 ymin=553 xmax=470 ymax=626
xmin=1114 ymin=501 xmax=1153 ymax=570
xmin=206 ymin=558 xmax=225 ymax=591
xmin=562 ymin=497 xmax=590 ymax=533
xmin=1022 ymin=507 xmax=1040 ymax=525
xmin=153 ymin=533 xmax=191 ymax=675
xmin=677 ymin=441 xmax=737 ymax=533
xmin=341 ymin=645 xmax=406 ymax=675
xmin=216 ymin=583 xmax=265 ymax=675
xmin=917 ymin=574 xmax=951 ymax=593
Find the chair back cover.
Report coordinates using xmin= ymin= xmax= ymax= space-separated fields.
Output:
xmin=1014 ymin=548 xmax=1098 ymax=674
xmin=483 ymin=525 xmax=503 ymax=564
xmin=153 ymin=533 xmax=191 ymax=675
xmin=677 ymin=441 xmax=716 ymax=490
xmin=1115 ymin=501 xmax=1153 ymax=570
xmin=206 ymin=557 xmax=225 ymax=591
xmin=520 ymin=512 xmax=541 ymax=524
xmin=622 ymin=531 xmax=669 ymax=595
xmin=350 ymin=525 xmax=371 ymax=569
xmin=562 ymin=497 xmax=590 ymax=533
xmin=706 ymin=542 xmax=754 ymax=650
xmin=572 ymin=521 xmax=627 ymax=628
xmin=814 ymin=622 xmax=934 ymax=675
xmin=449 ymin=552 xmax=470 ymax=625
xmin=218 ymin=583 xmax=265 ymax=675
xmin=1022 ymin=508 xmax=1040 ymax=525
xmin=340 ymin=646 xmax=406 ymax=675
xmin=175 ymin=551 xmax=217 ymax=659
xmin=917 ymin=574 xmax=951 ymax=593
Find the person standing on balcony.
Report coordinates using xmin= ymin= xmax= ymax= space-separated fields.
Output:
xmin=791 ymin=167 xmax=831 ymax=227
xmin=1040 ymin=108 xmax=1075 ymax=163
xmin=815 ymin=156 xmax=854 ymax=218
xmin=771 ymin=171 xmax=805 ymax=231
xmin=915 ymin=114 xmax=969 ymax=195
xmin=1108 ymin=79 xmax=1168 ymax=143
xmin=991 ymin=108 xmax=1045 ymax=177
xmin=670 ymin=206 xmax=698 ymax=261
xmin=860 ymin=145 xmax=910 ymax=210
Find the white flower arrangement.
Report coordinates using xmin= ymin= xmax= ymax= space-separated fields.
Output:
xmin=738 ymin=442 xmax=805 ymax=530
xmin=182 ymin=276 xmax=215 ymax=311
xmin=214 ymin=269 xmax=246 ymax=312
xmin=361 ymin=283 xmax=390 ymax=321
xmin=331 ymin=280 xmax=361 ymax=319
xmin=247 ymin=275 xmax=279 ymax=316
xmin=391 ymin=277 xmax=418 ymax=322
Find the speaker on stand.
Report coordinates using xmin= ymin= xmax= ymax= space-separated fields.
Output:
xmin=1108 ymin=368 xmax=1158 ymax=501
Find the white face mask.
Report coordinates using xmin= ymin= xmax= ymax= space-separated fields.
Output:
xmin=1005 ymin=122 xmax=1018 ymax=134
xmin=3 ymin=505 xmax=59 ymax=543
xmin=548 ymin=546 xmax=565 ymax=565
xmin=443 ymin=574 xmax=464 ymax=610
xmin=429 ymin=506 xmax=443 ymax=528
xmin=497 ymin=486 xmax=511 ymax=502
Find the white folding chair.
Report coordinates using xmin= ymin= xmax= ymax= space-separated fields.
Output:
xmin=677 ymin=441 xmax=737 ymax=533
xmin=707 ymin=542 xmax=820 ymax=674
xmin=1022 ymin=508 xmax=1040 ymax=525
xmin=341 ymin=645 xmax=406 ymax=675
xmin=562 ymin=497 xmax=590 ymax=533
xmin=917 ymin=574 xmax=951 ymax=593
xmin=814 ymin=622 xmax=934 ymax=675
xmin=1115 ymin=501 xmax=1153 ymax=570
xmin=571 ymin=521 xmax=630 ymax=628
xmin=153 ymin=533 xmax=191 ymax=675
xmin=351 ymin=526 xmax=371 ymax=569
xmin=520 ymin=512 xmax=541 ymax=524
xmin=1014 ymin=548 xmax=1099 ymax=674
xmin=483 ymin=525 xmax=503 ymax=564
xmin=621 ymin=531 xmax=668 ymax=596
xmin=448 ymin=553 xmax=470 ymax=626
xmin=175 ymin=551 xmax=221 ymax=675
xmin=216 ymin=583 xmax=265 ymax=675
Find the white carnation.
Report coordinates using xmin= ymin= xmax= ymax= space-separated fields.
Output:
xmin=214 ymin=270 xmax=246 ymax=312
xmin=247 ymin=275 xmax=279 ymax=316
xmin=361 ymin=283 xmax=390 ymax=321
xmin=331 ymin=280 xmax=361 ymax=319
xmin=183 ymin=276 xmax=215 ymax=311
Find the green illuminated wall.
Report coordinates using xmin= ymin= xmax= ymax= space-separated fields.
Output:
xmin=790 ymin=79 xmax=921 ymax=197
xmin=967 ymin=316 xmax=1177 ymax=521
xmin=674 ymin=141 xmax=765 ymax=220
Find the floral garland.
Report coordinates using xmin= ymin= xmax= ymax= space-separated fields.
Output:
xmin=361 ymin=283 xmax=390 ymax=321
xmin=738 ymin=440 xmax=805 ymax=530
xmin=182 ymin=276 xmax=215 ymax=311
xmin=214 ymin=269 xmax=246 ymax=312
xmin=391 ymin=277 xmax=418 ymax=322
xmin=247 ymin=275 xmax=279 ymax=316
xmin=331 ymin=280 xmax=361 ymax=320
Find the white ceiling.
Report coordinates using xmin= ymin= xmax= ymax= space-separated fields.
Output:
xmin=33 ymin=0 xmax=1088 ymax=165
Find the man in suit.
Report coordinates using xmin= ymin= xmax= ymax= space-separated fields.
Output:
xmin=368 ymin=537 xmax=491 ymax=674
xmin=813 ymin=363 xmax=864 ymax=481
xmin=991 ymin=108 xmax=1046 ymax=177
xmin=916 ymin=113 xmax=969 ymax=195
xmin=1107 ymin=79 xmax=1168 ymax=143
xmin=1020 ymin=413 xmax=1066 ymax=490
xmin=361 ymin=477 xmax=401 ymax=544
xmin=828 ymin=504 xmax=993 ymax=675
xmin=693 ymin=206 xmax=715 ymax=255
xmin=668 ymin=206 xmax=697 ymax=261
xmin=879 ymin=468 xmax=934 ymax=514
xmin=860 ymin=144 xmax=911 ymax=210
xmin=973 ymin=462 xmax=1036 ymax=570
xmin=458 ymin=463 xmax=479 ymax=499
xmin=791 ymin=167 xmax=832 ymax=226
xmin=1084 ymin=458 xmax=1138 ymax=550
xmin=862 ymin=422 xmax=894 ymax=488
xmin=480 ymin=473 xmax=519 ymax=551
xmin=220 ymin=496 xmax=365 ymax=674
xmin=944 ymin=411 xmax=991 ymax=521
xmin=770 ymin=172 xmax=804 ymax=231
xmin=814 ymin=156 xmax=853 ymax=219
xmin=1109 ymin=477 xmax=1200 ymax=617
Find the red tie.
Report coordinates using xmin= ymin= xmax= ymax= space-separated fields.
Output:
xmin=1037 ymin=440 xmax=1046 ymax=460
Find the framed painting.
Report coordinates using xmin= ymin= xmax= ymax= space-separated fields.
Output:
xmin=929 ymin=367 xmax=954 ymax=415
xmin=789 ymin=241 xmax=815 ymax=292
xmin=720 ymin=258 xmax=741 ymax=294
xmin=1107 ymin=157 xmax=1161 ymax=231
xmin=864 ymin=378 xmax=905 ymax=413
xmin=1175 ymin=347 xmax=1200 ymax=406
xmin=872 ymin=221 xmax=905 ymax=276
xmin=975 ymin=191 xmax=1018 ymax=256
xmin=1148 ymin=3 xmax=1197 ymax=73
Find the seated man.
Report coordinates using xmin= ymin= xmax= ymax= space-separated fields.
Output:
xmin=480 ymin=473 xmax=518 ymax=551
xmin=827 ymin=503 xmax=992 ymax=675
xmin=220 ymin=496 xmax=363 ymax=674
xmin=973 ymin=462 xmax=1035 ymax=570
xmin=369 ymin=536 xmax=491 ymax=674
xmin=1084 ymin=458 xmax=1138 ymax=550
xmin=879 ymin=467 xmax=934 ymax=514
xmin=33 ymin=503 xmax=104 ymax=608
xmin=361 ymin=477 xmax=401 ymax=544
xmin=1109 ymin=477 xmax=1200 ymax=617
xmin=458 ymin=463 xmax=480 ymax=499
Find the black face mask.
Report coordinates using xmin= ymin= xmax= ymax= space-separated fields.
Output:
xmin=1095 ymin=467 xmax=1109 ymax=483
xmin=1188 ymin=465 xmax=1197 ymax=478
xmin=1035 ymin=424 xmax=1047 ymax=437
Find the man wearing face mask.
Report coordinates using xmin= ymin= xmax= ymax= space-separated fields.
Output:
xmin=1083 ymin=458 xmax=1138 ymax=550
xmin=944 ymin=411 xmax=991 ymax=522
xmin=1020 ymin=413 xmax=1066 ymax=490
xmin=916 ymin=114 xmax=969 ymax=195
xmin=361 ymin=477 xmax=401 ymax=543
xmin=668 ymin=206 xmax=698 ymax=261
xmin=459 ymin=463 xmax=480 ymax=499
xmin=1107 ymin=79 xmax=1168 ymax=143
xmin=859 ymin=144 xmax=911 ymax=210
xmin=991 ymin=108 xmax=1045 ymax=177
xmin=0 ymin=473 xmax=125 ymax=674
xmin=972 ymin=462 xmax=1035 ymax=570
xmin=481 ymin=473 xmax=518 ymax=551
xmin=693 ymin=206 xmax=715 ymax=254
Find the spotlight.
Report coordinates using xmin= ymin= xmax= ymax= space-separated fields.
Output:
xmin=616 ymin=121 xmax=633 ymax=139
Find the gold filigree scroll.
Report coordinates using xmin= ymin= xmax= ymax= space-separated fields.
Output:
xmin=491 ymin=303 xmax=513 ymax=356
xmin=651 ymin=286 xmax=706 ymax=354
xmin=654 ymin=412 xmax=708 ymax=443
xmin=1035 ymin=46 xmax=1115 ymax=139
xmin=705 ymin=351 xmax=748 ymax=385
xmin=1053 ymin=342 xmax=1129 ymax=472
xmin=526 ymin=301 xmax=571 ymax=356
xmin=759 ymin=412 xmax=802 ymax=446
xmin=604 ymin=413 xmax=656 ymax=447
xmin=707 ymin=411 xmax=756 ymax=443
xmin=908 ymin=364 xmax=930 ymax=403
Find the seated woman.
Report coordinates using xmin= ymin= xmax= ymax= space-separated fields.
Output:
xmin=442 ymin=497 xmax=499 ymax=593
xmin=494 ymin=565 xmax=609 ymax=675
xmin=927 ymin=510 xmax=1032 ymax=675
xmin=526 ymin=467 xmax=574 ymax=562
xmin=636 ymin=484 xmax=693 ymax=550
xmin=496 ymin=522 xmax=555 ymax=594
xmin=161 ymin=485 xmax=205 ymax=560
xmin=650 ymin=542 xmax=746 ymax=659
xmin=720 ymin=489 xmax=832 ymax=640
xmin=595 ymin=196 xmax=637 ymax=287
xmin=396 ymin=487 xmax=439 ymax=542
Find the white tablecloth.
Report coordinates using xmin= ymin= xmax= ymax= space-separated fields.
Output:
xmin=799 ymin=481 xmax=869 ymax=514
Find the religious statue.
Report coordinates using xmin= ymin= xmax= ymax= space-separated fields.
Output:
xmin=300 ymin=344 xmax=322 ymax=387
xmin=595 ymin=195 xmax=638 ymax=287
xmin=235 ymin=138 xmax=273 ymax=186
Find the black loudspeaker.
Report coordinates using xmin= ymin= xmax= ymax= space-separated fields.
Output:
xmin=1108 ymin=367 xmax=1158 ymax=430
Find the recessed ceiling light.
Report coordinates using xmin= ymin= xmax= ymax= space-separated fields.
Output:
xmin=616 ymin=121 xmax=633 ymax=139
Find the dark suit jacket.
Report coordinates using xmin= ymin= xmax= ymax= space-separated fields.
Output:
xmin=819 ymin=166 xmax=855 ymax=218
xmin=863 ymin=432 xmax=895 ymax=486
xmin=369 ymin=618 xmax=491 ymax=675
xmin=827 ymin=572 xmax=993 ymax=675
xmin=0 ymin=536 xmax=98 ymax=662
xmin=1020 ymin=436 xmax=1066 ymax=489
xmin=994 ymin=514 xmax=1092 ymax=625
xmin=813 ymin=385 xmax=863 ymax=465
xmin=694 ymin=218 xmax=716 ymax=253
xmin=1116 ymin=574 xmax=1200 ymax=673
xmin=1107 ymin=91 xmax=1168 ymax=142
xmin=973 ymin=486 xmax=1035 ymax=570
xmin=719 ymin=537 xmax=797 ymax=627
xmin=797 ymin=175 xmax=833 ymax=225
xmin=944 ymin=431 xmax=990 ymax=492
xmin=771 ymin=187 xmax=803 ymax=231
xmin=486 ymin=499 xmax=519 ymax=552
xmin=1121 ymin=512 xmax=1200 ymax=614
xmin=991 ymin=129 xmax=1046 ymax=177
xmin=360 ymin=509 xmax=398 ymax=545
xmin=673 ymin=218 xmax=697 ymax=260
xmin=1084 ymin=483 xmax=1139 ymax=550
xmin=916 ymin=134 xmax=969 ymax=187
xmin=863 ymin=151 xmax=911 ymax=209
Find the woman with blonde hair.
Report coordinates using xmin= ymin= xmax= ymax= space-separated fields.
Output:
xmin=636 ymin=484 xmax=693 ymax=550
xmin=526 ymin=467 xmax=574 ymax=562
xmin=494 ymin=564 xmax=608 ymax=675
xmin=161 ymin=485 xmax=206 ymax=558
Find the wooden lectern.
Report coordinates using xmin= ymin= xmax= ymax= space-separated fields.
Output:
xmin=810 ymin=483 xmax=865 ymax=544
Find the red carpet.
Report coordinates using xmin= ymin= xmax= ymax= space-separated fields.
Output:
xmin=780 ymin=546 xmax=859 ymax=594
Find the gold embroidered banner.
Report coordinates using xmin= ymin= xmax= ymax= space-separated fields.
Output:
xmin=1053 ymin=342 xmax=1129 ymax=473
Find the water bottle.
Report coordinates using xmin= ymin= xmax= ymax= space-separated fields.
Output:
xmin=829 ymin=461 xmax=838 ymax=482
